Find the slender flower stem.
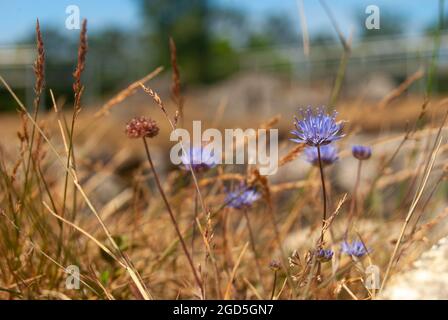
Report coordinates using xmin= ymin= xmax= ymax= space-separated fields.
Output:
xmin=142 ymin=138 xmax=203 ymax=294
xmin=266 ymin=205 xmax=299 ymax=297
xmin=345 ymin=160 xmax=362 ymax=238
xmin=243 ymin=208 xmax=263 ymax=285
xmin=270 ymin=270 xmax=277 ymax=300
xmin=317 ymin=145 xmax=327 ymax=247
xmin=191 ymin=191 xmax=198 ymax=257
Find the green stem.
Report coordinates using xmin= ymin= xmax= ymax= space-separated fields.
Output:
xmin=317 ymin=145 xmax=327 ymax=246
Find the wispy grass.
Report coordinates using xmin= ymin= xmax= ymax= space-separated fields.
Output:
xmin=0 ymin=14 xmax=447 ymax=300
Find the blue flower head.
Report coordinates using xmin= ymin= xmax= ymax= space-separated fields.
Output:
xmin=352 ymin=145 xmax=372 ymax=160
xmin=341 ymin=241 xmax=370 ymax=258
xmin=225 ymin=184 xmax=261 ymax=210
xmin=291 ymin=107 xmax=344 ymax=147
xmin=180 ymin=145 xmax=218 ymax=172
xmin=316 ymin=248 xmax=334 ymax=262
xmin=304 ymin=144 xmax=338 ymax=167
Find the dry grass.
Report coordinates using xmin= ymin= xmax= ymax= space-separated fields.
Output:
xmin=0 ymin=19 xmax=448 ymax=301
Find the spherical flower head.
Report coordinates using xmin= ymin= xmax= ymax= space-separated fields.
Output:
xmin=316 ymin=248 xmax=334 ymax=262
xmin=125 ymin=116 xmax=159 ymax=139
xmin=291 ymin=107 xmax=344 ymax=147
xmin=269 ymin=259 xmax=281 ymax=271
xmin=304 ymin=144 xmax=338 ymax=167
xmin=225 ymin=184 xmax=261 ymax=210
xmin=341 ymin=241 xmax=370 ymax=258
xmin=180 ymin=145 xmax=218 ymax=172
xmin=352 ymin=145 xmax=372 ymax=160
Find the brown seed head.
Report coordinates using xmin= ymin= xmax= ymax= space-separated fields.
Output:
xmin=269 ymin=259 xmax=281 ymax=271
xmin=125 ymin=117 xmax=159 ymax=139
xmin=34 ymin=19 xmax=45 ymax=96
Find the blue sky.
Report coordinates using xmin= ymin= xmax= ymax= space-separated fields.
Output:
xmin=0 ymin=0 xmax=443 ymax=44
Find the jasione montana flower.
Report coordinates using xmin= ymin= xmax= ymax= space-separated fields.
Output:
xmin=225 ymin=184 xmax=261 ymax=210
xmin=180 ymin=145 xmax=218 ymax=172
xmin=304 ymin=144 xmax=338 ymax=167
xmin=341 ymin=241 xmax=370 ymax=258
xmin=352 ymin=145 xmax=372 ymax=160
xmin=316 ymin=248 xmax=334 ymax=262
xmin=291 ymin=107 xmax=344 ymax=147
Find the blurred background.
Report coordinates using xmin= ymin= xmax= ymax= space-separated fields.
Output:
xmin=1 ymin=0 xmax=447 ymax=113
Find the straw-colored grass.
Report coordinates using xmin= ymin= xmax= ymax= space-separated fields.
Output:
xmin=0 ymin=18 xmax=448 ymax=300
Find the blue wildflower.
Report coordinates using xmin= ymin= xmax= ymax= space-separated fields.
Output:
xmin=291 ymin=107 xmax=344 ymax=147
xmin=304 ymin=144 xmax=338 ymax=167
xmin=316 ymin=248 xmax=334 ymax=262
xmin=225 ymin=184 xmax=261 ymax=210
xmin=352 ymin=145 xmax=372 ymax=160
xmin=341 ymin=241 xmax=370 ymax=258
xmin=180 ymin=145 xmax=218 ymax=172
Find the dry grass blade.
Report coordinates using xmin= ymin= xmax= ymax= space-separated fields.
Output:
xmin=297 ymin=0 xmax=310 ymax=57
xmin=169 ymin=37 xmax=184 ymax=125
xmin=224 ymin=242 xmax=249 ymax=300
xmin=94 ymin=66 xmax=164 ymax=118
xmin=50 ymin=89 xmax=69 ymax=154
xmin=278 ymin=144 xmax=305 ymax=167
xmin=42 ymin=202 xmax=122 ymax=265
xmin=378 ymin=68 xmax=425 ymax=109
xmin=319 ymin=0 xmax=350 ymax=52
xmin=22 ymin=18 xmax=45 ymax=199
xmin=195 ymin=217 xmax=222 ymax=299
xmin=322 ymin=193 xmax=347 ymax=234
xmin=260 ymin=115 xmax=281 ymax=130
xmin=139 ymin=83 xmax=209 ymax=217
xmin=243 ymin=278 xmax=263 ymax=300
xmin=380 ymin=111 xmax=447 ymax=292
xmin=0 ymin=74 xmax=152 ymax=301
xmin=36 ymin=244 xmax=107 ymax=298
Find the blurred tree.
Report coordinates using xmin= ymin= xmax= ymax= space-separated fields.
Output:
xmin=310 ymin=32 xmax=334 ymax=45
xmin=244 ymin=14 xmax=298 ymax=74
xmin=88 ymin=28 xmax=139 ymax=93
xmin=138 ymin=0 xmax=239 ymax=83
xmin=265 ymin=14 xmax=298 ymax=46
xmin=247 ymin=14 xmax=298 ymax=48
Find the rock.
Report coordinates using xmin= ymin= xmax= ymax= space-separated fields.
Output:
xmin=381 ymin=236 xmax=448 ymax=299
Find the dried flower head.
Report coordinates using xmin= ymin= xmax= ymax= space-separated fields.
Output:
xmin=304 ymin=144 xmax=338 ymax=167
xmin=269 ymin=259 xmax=281 ymax=271
xmin=225 ymin=183 xmax=261 ymax=210
xmin=291 ymin=107 xmax=344 ymax=147
xmin=341 ymin=241 xmax=370 ymax=258
xmin=180 ymin=145 xmax=218 ymax=172
xmin=352 ymin=145 xmax=372 ymax=160
xmin=316 ymin=248 xmax=334 ymax=262
xmin=125 ymin=116 xmax=159 ymax=139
